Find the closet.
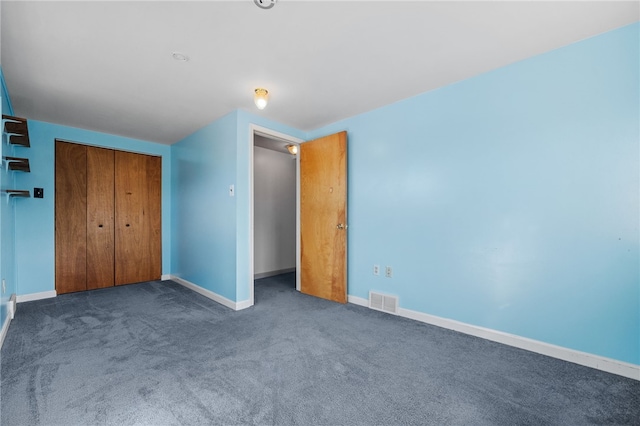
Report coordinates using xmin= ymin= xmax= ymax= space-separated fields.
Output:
xmin=55 ymin=141 xmax=161 ymax=294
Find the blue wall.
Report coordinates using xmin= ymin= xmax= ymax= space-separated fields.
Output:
xmin=171 ymin=110 xmax=305 ymax=302
xmin=171 ymin=111 xmax=239 ymax=301
xmin=308 ymin=23 xmax=639 ymax=365
xmin=14 ymin=121 xmax=172 ymax=295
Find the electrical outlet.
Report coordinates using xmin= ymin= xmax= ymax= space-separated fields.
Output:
xmin=385 ymin=266 xmax=393 ymax=278
xmin=373 ymin=265 xmax=380 ymax=276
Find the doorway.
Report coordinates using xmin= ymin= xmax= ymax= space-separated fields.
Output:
xmin=249 ymin=126 xmax=303 ymax=306
xmin=249 ymin=126 xmax=348 ymax=306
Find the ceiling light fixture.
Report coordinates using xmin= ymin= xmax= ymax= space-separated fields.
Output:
xmin=286 ymin=144 xmax=298 ymax=156
xmin=254 ymin=88 xmax=269 ymax=110
xmin=254 ymin=0 xmax=277 ymax=10
xmin=172 ymin=52 xmax=189 ymax=62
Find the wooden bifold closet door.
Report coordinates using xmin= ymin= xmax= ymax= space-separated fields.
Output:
xmin=55 ymin=141 xmax=161 ymax=294
xmin=87 ymin=146 xmax=115 ymax=290
xmin=55 ymin=142 xmax=88 ymax=294
xmin=114 ymin=151 xmax=162 ymax=286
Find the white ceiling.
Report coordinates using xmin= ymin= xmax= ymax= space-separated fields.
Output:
xmin=2 ymin=1 xmax=638 ymax=145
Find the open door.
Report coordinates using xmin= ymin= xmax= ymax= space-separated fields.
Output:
xmin=300 ymin=131 xmax=347 ymax=303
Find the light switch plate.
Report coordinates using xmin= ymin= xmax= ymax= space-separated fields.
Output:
xmin=229 ymin=184 xmax=235 ymax=197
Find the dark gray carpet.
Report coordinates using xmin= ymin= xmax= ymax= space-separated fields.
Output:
xmin=1 ymin=273 xmax=638 ymax=425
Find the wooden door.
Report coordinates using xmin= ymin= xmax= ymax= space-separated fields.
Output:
xmin=115 ymin=151 xmax=161 ymax=285
xmin=55 ymin=142 xmax=87 ymax=294
xmin=300 ymin=131 xmax=347 ymax=303
xmin=86 ymin=147 xmax=115 ymax=290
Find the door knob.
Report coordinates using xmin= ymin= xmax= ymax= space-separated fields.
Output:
xmin=336 ymin=223 xmax=345 ymax=230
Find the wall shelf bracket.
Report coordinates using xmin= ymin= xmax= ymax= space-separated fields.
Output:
xmin=3 ymin=189 xmax=30 ymax=203
xmin=2 ymin=156 xmax=30 ymax=172
xmin=2 ymin=115 xmax=30 ymax=147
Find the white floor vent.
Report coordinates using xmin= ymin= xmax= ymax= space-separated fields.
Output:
xmin=369 ymin=292 xmax=398 ymax=315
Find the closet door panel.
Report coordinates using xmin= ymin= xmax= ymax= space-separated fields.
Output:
xmin=115 ymin=151 xmax=161 ymax=285
xmin=55 ymin=142 xmax=87 ymax=294
xmin=146 ymin=155 xmax=162 ymax=280
xmin=86 ymin=147 xmax=115 ymax=290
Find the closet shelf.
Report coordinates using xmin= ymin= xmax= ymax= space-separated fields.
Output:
xmin=2 ymin=115 xmax=30 ymax=147
xmin=3 ymin=156 xmax=30 ymax=172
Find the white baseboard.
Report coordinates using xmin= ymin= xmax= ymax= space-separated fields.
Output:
xmin=170 ymin=275 xmax=252 ymax=311
xmin=161 ymin=274 xmax=172 ymax=280
xmin=254 ymin=268 xmax=296 ymax=280
xmin=8 ymin=294 xmax=16 ymax=319
xmin=235 ymin=299 xmax=253 ymax=310
xmin=17 ymin=290 xmax=57 ymax=303
xmin=0 ymin=310 xmax=12 ymax=349
xmin=348 ymin=294 xmax=639 ymax=381
xmin=348 ymin=295 xmax=368 ymax=307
